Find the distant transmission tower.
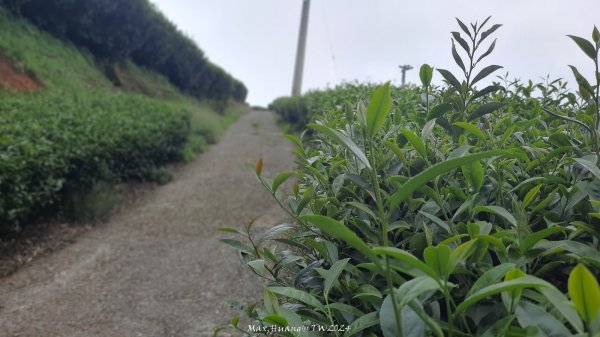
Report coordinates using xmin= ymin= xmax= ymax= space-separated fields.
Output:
xmin=399 ymin=64 xmax=413 ymax=86
xmin=292 ymin=0 xmax=311 ymax=96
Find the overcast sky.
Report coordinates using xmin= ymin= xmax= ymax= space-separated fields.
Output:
xmin=150 ymin=0 xmax=599 ymax=106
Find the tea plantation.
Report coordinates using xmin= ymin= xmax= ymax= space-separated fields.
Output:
xmin=222 ymin=19 xmax=600 ymax=337
xmin=0 ymin=6 xmax=246 ymax=230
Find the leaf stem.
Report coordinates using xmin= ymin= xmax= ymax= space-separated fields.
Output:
xmin=368 ymin=139 xmax=403 ymax=337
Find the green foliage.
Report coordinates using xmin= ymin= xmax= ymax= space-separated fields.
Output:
xmin=0 ymin=0 xmax=247 ymax=102
xmin=62 ymin=180 xmax=119 ymax=223
xmin=0 ymin=91 xmax=189 ymax=228
xmin=221 ymin=18 xmax=600 ymax=337
xmin=269 ymin=95 xmax=310 ymax=130
xmin=0 ymin=9 xmax=246 ymax=231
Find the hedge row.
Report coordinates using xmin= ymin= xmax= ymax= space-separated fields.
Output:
xmin=269 ymin=83 xmax=421 ymax=130
xmin=0 ymin=0 xmax=247 ymax=102
xmin=0 ymin=91 xmax=189 ymax=229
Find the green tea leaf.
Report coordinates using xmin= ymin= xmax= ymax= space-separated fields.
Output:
xmin=257 ymin=224 xmax=294 ymax=246
xmin=515 ymin=301 xmax=572 ymax=337
xmin=574 ymin=157 xmax=600 ymax=180
xmin=480 ymin=315 xmax=515 ymax=337
xmin=380 ymin=295 xmax=426 ymax=337
xmin=217 ymin=227 xmax=244 ymax=235
xmin=452 ymin=32 xmax=471 ymax=54
xmin=451 ymin=39 xmax=466 ymax=71
xmin=536 ymin=240 xmax=600 ymax=270
xmin=263 ymin=289 xmax=280 ymax=314
xmin=538 ymin=285 xmax=584 ymax=333
xmin=461 ymin=160 xmax=484 ymax=192
xmin=504 ymin=268 xmax=526 ymax=305
xmin=268 ymin=286 xmax=323 ymax=309
xmin=437 ymin=68 xmax=463 ymax=93
xmin=453 ymin=121 xmax=486 ymax=141
xmin=568 ymin=35 xmax=597 ymax=60
xmin=384 ymin=140 xmax=405 ymax=162
xmin=247 ymin=259 xmax=268 ymax=277
xmin=278 ymin=307 xmax=311 ymax=337
xmin=424 ymin=244 xmax=451 ymax=278
xmin=346 ymin=201 xmax=378 ymax=221
xmin=456 ymin=275 xmax=549 ymax=313
xmin=301 ymin=215 xmax=379 ymax=264
xmin=345 ymin=312 xmax=379 ymax=337
xmin=388 ymin=150 xmax=504 ymax=209
xmin=309 ymin=123 xmax=371 ymax=168
xmin=471 ymin=65 xmax=503 ymax=85
xmin=467 ymin=102 xmax=504 ymax=121
xmin=569 ymin=65 xmax=595 ymax=98
xmin=449 ymin=239 xmax=478 ymax=274
xmin=467 ymin=263 xmax=516 ymax=297
xmin=372 ymin=246 xmax=437 ymax=279
xmin=220 ymin=239 xmax=253 ymax=253
xmin=284 ymin=133 xmax=303 ymax=147
xmin=324 ymin=258 xmax=350 ymax=298
xmin=366 ymin=82 xmax=391 ymax=138
xmin=456 ymin=18 xmax=472 ymax=38
xmin=325 ymin=302 xmax=365 ymax=318
xmin=420 ymin=121 xmax=435 ymax=143
xmin=520 ymin=227 xmax=564 ymax=253
xmin=428 ymin=102 xmax=453 ymax=120
xmin=469 ymin=84 xmax=501 ymax=104
xmin=419 ymin=64 xmax=433 ymax=87
xmin=473 ymin=205 xmax=517 ymax=228
xmin=262 ymin=314 xmax=288 ymax=327
xmin=479 ymin=24 xmax=502 ymax=44
xmin=568 ymin=263 xmax=600 ymax=323
xmin=419 ymin=211 xmax=451 ymax=234
xmin=522 ymin=184 xmax=543 ymax=209
xmin=400 ymin=129 xmax=427 ymax=159
xmin=272 ymin=171 xmax=295 ymax=193
xmin=477 ymin=39 xmax=497 ymax=63
xmin=296 ymin=185 xmax=315 ymax=213
xmin=353 ymin=284 xmax=383 ymax=301
xmin=397 ymin=276 xmax=441 ymax=307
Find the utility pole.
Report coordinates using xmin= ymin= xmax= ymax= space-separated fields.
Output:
xmin=399 ymin=64 xmax=413 ymax=86
xmin=291 ymin=0 xmax=310 ymax=96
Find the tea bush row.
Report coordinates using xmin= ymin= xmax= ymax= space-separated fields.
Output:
xmin=0 ymin=91 xmax=189 ymax=230
xmin=0 ymin=1 xmax=247 ymax=102
xmin=221 ymin=19 xmax=600 ymax=336
xmin=269 ymin=82 xmax=421 ymax=131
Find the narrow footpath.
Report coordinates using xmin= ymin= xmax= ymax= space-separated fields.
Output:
xmin=0 ymin=110 xmax=295 ymax=337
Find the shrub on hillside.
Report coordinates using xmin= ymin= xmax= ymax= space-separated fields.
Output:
xmin=0 ymin=0 xmax=248 ymax=102
xmin=0 ymin=91 xmax=189 ymax=231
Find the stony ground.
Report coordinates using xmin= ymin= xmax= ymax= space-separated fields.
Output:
xmin=0 ymin=110 xmax=295 ymax=337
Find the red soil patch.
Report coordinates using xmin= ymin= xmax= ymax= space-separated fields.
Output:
xmin=0 ymin=54 xmax=42 ymax=90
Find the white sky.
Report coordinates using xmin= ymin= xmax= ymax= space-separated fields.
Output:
xmin=150 ymin=0 xmax=599 ymax=106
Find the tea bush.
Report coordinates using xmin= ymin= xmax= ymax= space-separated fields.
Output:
xmin=0 ymin=8 xmax=250 ymax=231
xmin=221 ymin=19 xmax=600 ymax=336
xmin=269 ymin=83 xmax=421 ymax=131
xmin=0 ymin=0 xmax=247 ymax=102
xmin=0 ymin=91 xmax=189 ymax=228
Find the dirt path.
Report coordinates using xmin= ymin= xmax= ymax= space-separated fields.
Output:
xmin=0 ymin=110 xmax=295 ymax=337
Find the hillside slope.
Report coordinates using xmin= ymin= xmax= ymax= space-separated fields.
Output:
xmin=0 ymin=8 xmax=246 ymax=231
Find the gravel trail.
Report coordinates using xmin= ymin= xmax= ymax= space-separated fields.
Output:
xmin=0 ymin=110 xmax=294 ymax=337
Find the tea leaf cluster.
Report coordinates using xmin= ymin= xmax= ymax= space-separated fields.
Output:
xmin=224 ymin=19 xmax=600 ymax=337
